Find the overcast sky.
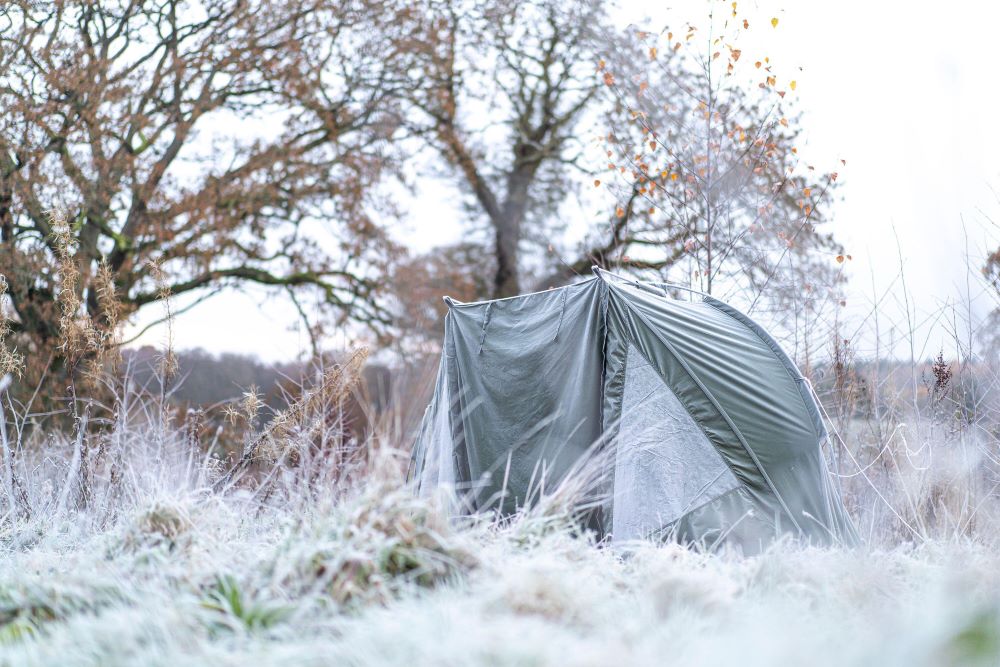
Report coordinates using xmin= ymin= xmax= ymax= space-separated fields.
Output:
xmin=124 ymin=0 xmax=1000 ymax=362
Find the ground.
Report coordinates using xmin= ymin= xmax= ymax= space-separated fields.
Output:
xmin=2 ymin=467 xmax=999 ymax=667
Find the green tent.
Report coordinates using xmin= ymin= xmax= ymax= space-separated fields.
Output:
xmin=410 ymin=269 xmax=858 ymax=550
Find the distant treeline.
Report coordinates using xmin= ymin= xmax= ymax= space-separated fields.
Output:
xmin=121 ymin=347 xmax=394 ymax=414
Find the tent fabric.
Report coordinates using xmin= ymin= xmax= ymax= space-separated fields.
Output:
xmin=410 ymin=269 xmax=859 ymax=549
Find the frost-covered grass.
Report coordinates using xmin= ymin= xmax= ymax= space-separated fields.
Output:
xmin=4 ymin=499 xmax=1000 ymax=666
xmin=2 ymin=434 xmax=1000 ymax=667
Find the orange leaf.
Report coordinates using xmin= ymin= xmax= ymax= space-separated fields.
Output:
xmin=803 ymin=187 xmax=812 ymax=196
xmin=594 ymin=179 xmax=601 ymax=187
xmin=649 ymin=46 xmax=658 ymax=59
xmin=743 ymin=19 xmax=749 ymax=29
xmin=616 ymin=207 xmax=625 ymax=218
xmin=836 ymin=255 xmax=845 ymax=263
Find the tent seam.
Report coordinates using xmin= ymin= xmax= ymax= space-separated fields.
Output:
xmin=477 ymin=302 xmax=493 ymax=354
xmin=597 ymin=280 xmax=615 ymax=532
xmin=553 ymin=289 xmax=569 ymax=341
xmin=607 ymin=283 xmax=806 ymax=536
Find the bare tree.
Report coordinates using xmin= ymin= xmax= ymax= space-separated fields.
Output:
xmin=0 ymin=0 xmax=414 ymax=387
xmin=405 ymin=0 xmax=842 ymax=310
xmin=407 ymin=0 xmax=608 ymax=298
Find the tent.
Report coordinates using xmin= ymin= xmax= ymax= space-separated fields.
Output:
xmin=409 ymin=268 xmax=858 ymax=549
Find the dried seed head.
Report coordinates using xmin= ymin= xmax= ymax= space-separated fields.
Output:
xmin=0 ymin=275 xmax=24 ymax=378
xmin=931 ymin=351 xmax=952 ymax=394
xmin=50 ymin=210 xmax=101 ymax=364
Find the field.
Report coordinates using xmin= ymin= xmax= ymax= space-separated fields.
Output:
xmin=0 ymin=362 xmax=998 ymax=667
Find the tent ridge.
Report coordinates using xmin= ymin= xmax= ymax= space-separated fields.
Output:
xmin=445 ymin=276 xmax=598 ymax=308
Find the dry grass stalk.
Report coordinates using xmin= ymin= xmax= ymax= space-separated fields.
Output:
xmin=80 ymin=260 xmax=125 ymax=390
xmin=226 ymin=347 xmax=371 ymax=482
xmin=146 ymin=260 xmax=178 ymax=381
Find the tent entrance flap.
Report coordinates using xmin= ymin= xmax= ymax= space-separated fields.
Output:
xmin=612 ymin=344 xmax=740 ymax=541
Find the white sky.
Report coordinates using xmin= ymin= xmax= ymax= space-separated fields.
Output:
xmin=124 ymin=0 xmax=1000 ymax=362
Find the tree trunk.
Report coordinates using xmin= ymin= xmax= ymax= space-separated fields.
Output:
xmin=493 ymin=212 xmax=520 ymax=298
xmin=491 ymin=168 xmax=534 ymax=298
